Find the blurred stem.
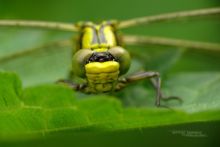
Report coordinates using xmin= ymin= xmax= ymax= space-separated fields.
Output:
xmin=123 ymin=35 xmax=220 ymax=51
xmin=0 ymin=39 xmax=72 ymax=64
xmin=118 ymin=7 xmax=220 ymax=29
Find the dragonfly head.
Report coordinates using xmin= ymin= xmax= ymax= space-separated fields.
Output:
xmin=72 ymin=47 xmax=131 ymax=79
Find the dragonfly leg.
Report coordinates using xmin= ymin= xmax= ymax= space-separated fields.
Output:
xmin=56 ymin=79 xmax=87 ymax=92
xmin=123 ymin=35 xmax=220 ymax=52
xmin=149 ymin=78 xmax=181 ymax=102
xmin=116 ymin=71 xmax=181 ymax=107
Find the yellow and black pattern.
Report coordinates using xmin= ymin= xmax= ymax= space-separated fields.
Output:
xmin=78 ymin=21 xmax=119 ymax=49
xmin=76 ymin=21 xmax=122 ymax=93
xmin=85 ymin=61 xmax=120 ymax=92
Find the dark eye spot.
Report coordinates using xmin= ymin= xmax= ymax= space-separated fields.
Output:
xmin=86 ymin=52 xmax=117 ymax=63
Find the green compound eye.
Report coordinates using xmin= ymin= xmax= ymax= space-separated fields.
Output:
xmin=108 ymin=46 xmax=131 ymax=75
xmin=72 ymin=49 xmax=93 ymax=78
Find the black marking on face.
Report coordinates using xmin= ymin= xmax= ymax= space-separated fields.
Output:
xmin=86 ymin=52 xmax=117 ymax=63
xmin=91 ymin=26 xmax=99 ymax=45
xmin=98 ymin=25 xmax=107 ymax=44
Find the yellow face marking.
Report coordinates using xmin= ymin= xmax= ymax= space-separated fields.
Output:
xmin=85 ymin=61 xmax=119 ymax=74
xmin=85 ymin=61 xmax=120 ymax=92
xmin=86 ymin=71 xmax=119 ymax=84
xmin=93 ymin=48 xmax=108 ymax=52
xmin=103 ymin=26 xmax=117 ymax=47
xmin=95 ymin=25 xmax=100 ymax=30
xmin=82 ymin=27 xmax=95 ymax=49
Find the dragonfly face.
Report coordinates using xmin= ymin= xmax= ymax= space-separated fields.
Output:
xmin=72 ymin=21 xmax=131 ymax=92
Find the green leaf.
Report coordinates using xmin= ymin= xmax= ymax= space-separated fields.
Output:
xmin=0 ymin=71 xmax=220 ymax=140
xmin=0 ymin=72 xmax=21 ymax=109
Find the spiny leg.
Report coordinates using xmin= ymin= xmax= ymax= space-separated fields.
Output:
xmin=1 ymin=8 xmax=219 ymax=31
xmin=123 ymin=35 xmax=220 ymax=52
xmin=118 ymin=7 xmax=220 ymax=29
xmin=0 ymin=20 xmax=78 ymax=32
xmin=149 ymin=78 xmax=181 ymax=102
xmin=116 ymin=71 xmax=179 ymax=107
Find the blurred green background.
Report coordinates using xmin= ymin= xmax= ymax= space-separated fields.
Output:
xmin=0 ymin=0 xmax=220 ymax=106
xmin=0 ymin=0 xmax=220 ymax=146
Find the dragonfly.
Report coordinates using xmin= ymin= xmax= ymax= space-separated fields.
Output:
xmin=0 ymin=7 xmax=220 ymax=106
